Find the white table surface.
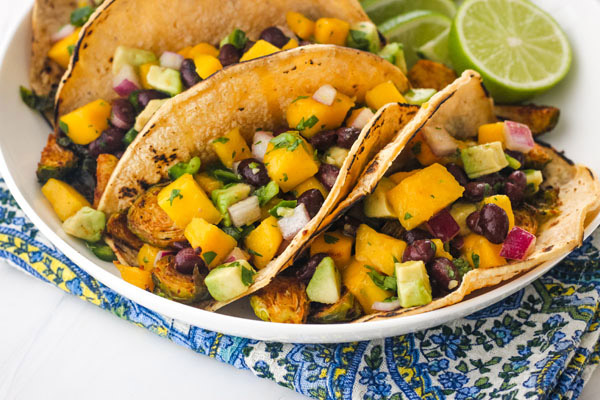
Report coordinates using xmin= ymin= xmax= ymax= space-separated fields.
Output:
xmin=0 ymin=1 xmax=598 ymax=399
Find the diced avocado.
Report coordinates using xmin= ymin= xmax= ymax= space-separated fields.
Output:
xmin=346 ymin=22 xmax=381 ymax=53
xmin=505 ymin=153 xmax=522 ymax=169
xmin=524 ymin=169 xmax=543 ymax=195
xmin=450 ymin=202 xmax=478 ymax=236
xmin=112 ymin=46 xmax=157 ymax=75
xmin=152 ymin=257 xmax=210 ymax=304
xmin=146 ymin=65 xmax=182 ymax=96
xmin=220 ymin=28 xmax=248 ymax=50
xmin=460 ymin=142 xmax=508 ymax=179
xmin=364 ymin=177 xmax=397 ymax=219
xmin=306 ymin=257 xmax=341 ymax=304
xmin=378 ymin=42 xmax=407 ymax=74
xmin=254 ymin=181 xmax=279 ymax=206
xmin=309 ymin=291 xmax=363 ymax=323
xmin=395 ymin=261 xmax=432 ymax=308
xmin=403 ymin=88 xmax=437 ymax=105
xmin=134 ymin=98 xmax=168 ymax=131
xmin=205 ymin=260 xmax=256 ymax=302
xmin=211 ymin=183 xmax=252 ymax=226
xmin=62 ymin=206 xmax=106 ymax=242
xmin=323 ymin=146 xmax=349 ymax=168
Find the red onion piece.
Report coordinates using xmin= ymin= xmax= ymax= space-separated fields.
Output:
xmin=503 ymin=121 xmax=534 ymax=153
xmin=277 ymin=203 xmax=310 ymax=240
xmin=160 ymin=51 xmax=184 ymax=70
xmin=228 ymin=196 xmax=261 ymax=228
xmin=500 ymin=226 xmax=536 ymax=260
xmin=112 ymin=64 xmax=141 ymax=97
xmin=423 ymin=127 xmax=458 ymax=157
xmin=252 ymin=131 xmax=274 ymax=161
xmin=372 ymin=299 xmax=401 ymax=312
xmin=312 ymin=84 xmax=337 ymax=106
xmin=350 ymin=108 xmax=375 ymax=130
xmin=153 ymin=250 xmax=175 ymax=267
xmin=51 ymin=24 xmax=76 ymax=43
xmin=224 ymin=247 xmax=250 ymax=263
xmin=426 ymin=208 xmax=460 ymax=242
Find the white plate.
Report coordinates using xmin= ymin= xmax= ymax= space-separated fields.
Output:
xmin=1 ymin=0 xmax=599 ymax=344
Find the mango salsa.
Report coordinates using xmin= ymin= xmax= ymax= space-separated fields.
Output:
xmin=115 ymin=263 xmax=154 ymax=291
xmin=389 ymin=169 xmax=420 ymax=184
xmin=59 ymin=99 xmax=111 ymax=145
xmin=282 ymin=38 xmax=299 ymax=50
xmin=462 ymin=233 xmax=506 ymax=269
xmin=365 ymin=81 xmax=406 ymax=111
xmin=432 ymin=239 xmax=453 ymax=260
xmin=184 ymin=218 xmax=237 ymax=268
xmin=183 ymin=42 xmax=219 ymax=58
xmin=244 ymin=216 xmax=283 ymax=269
xmin=41 ymin=178 xmax=91 ymax=221
xmin=47 ymin=28 xmax=81 ymax=69
xmin=310 ymin=231 xmax=354 ymax=269
xmin=292 ymin=177 xmax=328 ymax=198
xmin=478 ymin=122 xmax=505 ymax=145
xmin=314 ymin=18 xmax=350 ymax=46
xmin=139 ymin=61 xmax=159 ymax=89
xmin=193 ymin=54 xmax=223 ymax=79
xmin=240 ymin=40 xmax=280 ymax=62
xmin=483 ymin=195 xmax=514 ymax=230
xmin=137 ymin=244 xmax=160 ymax=271
xmin=355 ymin=224 xmax=407 ymax=276
xmin=286 ymin=92 xmax=355 ymax=138
xmin=157 ymin=174 xmax=221 ymax=228
xmin=286 ymin=12 xmax=315 ymax=40
xmin=343 ymin=258 xmax=393 ymax=313
xmin=211 ymin=127 xmax=251 ymax=168
xmin=387 ymin=163 xmax=464 ymax=230
xmin=194 ymin=172 xmax=223 ymax=194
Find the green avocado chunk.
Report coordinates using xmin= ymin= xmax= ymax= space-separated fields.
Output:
xmin=450 ymin=202 xmax=478 ymax=236
xmin=62 ymin=207 xmax=106 ymax=242
xmin=146 ymin=66 xmax=182 ymax=96
xmin=395 ymin=260 xmax=432 ymax=308
xmin=364 ymin=177 xmax=397 ymax=219
xmin=378 ymin=42 xmax=407 ymax=74
xmin=112 ymin=46 xmax=157 ymax=75
xmin=205 ymin=260 xmax=256 ymax=302
xmin=323 ymin=146 xmax=350 ymax=168
xmin=134 ymin=99 xmax=168 ymax=132
xmin=460 ymin=142 xmax=508 ymax=179
xmin=211 ymin=183 xmax=252 ymax=226
xmin=347 ymin=22 xmax=382 ymax=53
xmin=524 ymin=169 xmax=543 ymax=195
xmin=306 ymin=257 xmax=341 ymax=304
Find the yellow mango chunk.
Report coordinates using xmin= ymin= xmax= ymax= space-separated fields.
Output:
xmin=240 ymin=40 xmax=280 ymax=62
xmin=263 ymin=133 xmax=319 ymax=192
xmin=292 ymin=177 xmax=328 ymax=198
xmin=211 ymin=127 xmax=251 ymax=169
xmin=405 ymin=131 xmax=447 ymax=167
xmin=186 ymin=42 xmax=219 ymax=58
xmin=432 ymin=239 xmax=453 ymax=260
xmin=310 ymin=231 xmax=354 ymax=269
xmin=139 ymin=61 xmax=159 ymax=89
xmin=462 ymin=234 xmax=506 ymax=269
xmin=184 ymin=218 xmax=237 ymax=268
xmin=478 ymin=122 xmax=505 ymax=146
xmin=343 ymin=258 xmax=393 ymax=313
xmin=41 ymin=178 xmax=91 ymax=221
xmin=286 ymin=92 xmax=355 ymax=138
xmin=115 ymin=263 xmax=154 ymax=291
xmin=157 ymin=174 xmax=221 ymax=228
xmin=282 ymin=38 xmax=299 ymax=50
xmin=193 ymin=54 xmax=223 ymax=79
xmin=286 ymin=11 xmax=315 ymax=40
xmin=47 ymin=28 xmax=81 ymax=69
xmin=483 ymin=195 xmax=514 ymax=230
xmin=244 ymin=216 xmax=283 ymax=269
xmin=389 ymin=170 xmax=420 ymax=184
xmin=365 ymin=81 xmax=406 ymax=111
xmin=137 ymin=244 xmax=160 ymax=271
xmin=194 ymin=172 xmax=223 ymax=194
xmin=59 ymin=99 xmax=111 ymax=145
xmin=355 ymin=224 xmax=407 ymax=276
xmin=387 ymin=163 xmax=464 ymax=230
xmin=314 ymin=18 xmax=350 ymax=46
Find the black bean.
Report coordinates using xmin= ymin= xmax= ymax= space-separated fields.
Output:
xmin=243 ymin=40 xmax=256 ymax=54
xmin=297 ymin=189 xmax=324 ymax=219
xmin=402 ymin=229 xmax=431 ymax=244
xmin=309 ymin=130 xmax=337 ymax=151
xmin=88 ymin=127 xmax=126 ymax=157
xmin=428 ymin=257 xmax=461 ymax=293
xmin=137 ymin=89 xmax=169 ymax=109
xmin=180 ymin=59 xmax=201 ymax=88
xmin=476 ymin=173 xmax=504 ymax=192
xmin=380 ymin=220 xmax=405 ymax=239
xmin=259 ymin=27 xmax=289 ymax=48
xmin=111 ymin=98 xmax=135 ymax=130
xmin=273 ymin=126 xmax=289 ymax=136
xmin=316 ymin=164 xmax=339 ymax=191
xmin=336 ymin=127 xmax=361 ymax=149
xmin=505 ymin=170 xmax=527 ymax=205
xmin=296 ymin=253 xmax=328 ymax=283
xmin=218 ymin=44 xmax=241 ymax=67
xmin=446 ymin=163 xmax=468 ymax=187
xmin=402 ymin=239 xmax=436 ymax=263
xmin=238 ymin=158 xmax=270 ymax=187
xmin=449 ymin=236 xmax=464 ymax=258
xmin=464 ymin=182 xmax=489 ymax=202
xmin=299 ymin=40 xmax=312 ymax=46
xmin=172 ymin=240 xmax=191 ymax=250
xmin=479 ymin=204 xmax=509 ymax=244
xmin=505 ymin=150 xmax=524 ymax=166
xmin=466 ymin=210 xmax=484 ymax=235
xmin=339 ymin=215 xmax=361 ymax=237
xmin=175 ymin=247 xmax=205 ymax=275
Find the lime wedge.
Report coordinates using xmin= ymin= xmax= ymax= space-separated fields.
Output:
xmin=416 ymin=28 xmax=451 ymax=67
xmin=379 ymin=10 xmax=452 ymax=68
xmin=361 ymin=0 xmax=456 ymax=24
xmin=449 ymin=0 xmax=572 ymax=103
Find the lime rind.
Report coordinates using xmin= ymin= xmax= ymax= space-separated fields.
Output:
xmin=416 ymin=27 xmax=452 ymax=67
xmin=361 ymin=0 xmax=457 ymax=24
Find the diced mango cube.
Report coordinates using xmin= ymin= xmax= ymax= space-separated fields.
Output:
xmin=240 ymin=40 xmax=280 ymax=62
xmin=137 ymin=244 xmax=160 ymax=271
xmin=343 ymin=258 xmax=393 ymax=313
xmin=462 ymin=233 xmax=506 ymax=269
xmin=186 ymin=42 xmax=219 ymax=58
xmin=389 ymin=170 xmax=420 ymax=184
xmin=282 ymin=38 xmax=299 ymax=50
xmin=139 ymin=61 xmax=159 ymax=89
xmin=211 ymin=127 xmax=251 ymax=168
xmin=314 ymin=18 xmax=350 ymax=46
xmin=59 ymin=99 xmax=111 ymax=145
xmin=310 ymin=231 xmax=354 ymax=269
xmin=41 ymin=178 xmax=91 ymax=221
xmin=365 ymin=81 xmax=406 ymax=111
xmin=292 ymin=177 xmax=328 ymax=198
xmin=193 ymin=54 xmax=223 ymax=79
xmin=286 ymin=92 xmax=355 ymax=138
xmin=184 ymin=218 xmax=237 ymax=268
xmin=406 ymin=131 xmax=446 ymax=167
xmin=157 ymin=174 xmax=221 ymax=228
xmin=387 ymin=163 xmax=464 ymax=230
xmin=355 ymin=224 xmax=407 ymax=276
xmin=194 ymin=172 xmax=223 ymax=194
xmin=244 ymin=216 xmax=282 ymax=269
xmin=47 ymin=28 xmax=81 ymax=69
xmin=263 ymin=133 xmax=319 ymax=192
xmin=286 ymin=12 xmax=315 ymax=40
xmin=115 ymin=263 xmax=154 ymax=291
xmin=483 ymin=194 xmax=514 ymax=230
xmin=478 ymin=122 xmax=505 ymax=146
xmin=432 ymin=239 xmax=453 ymax=260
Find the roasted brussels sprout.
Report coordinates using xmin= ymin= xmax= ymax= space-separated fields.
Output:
xmin=494 ymin=104 xmax=559 ymax=136
xmin=309 ymin=291 xmax=363 ymax=323
xmin=524 ymin=144 xmax=553 ymax=170
xmin=106 ymin=212 xmax=144 ymax=250
xmin=36 ymin=134 xmax=78 ymax=184
xmin=152 ymin=256 xmax=209 ymax=304
xmin=514 ymin=207 xmax=538 ymax=236
xmin=250 ymin=276 xmax=309 ymax=324
xmin=127 ymin=185 xmax=186 ymax=248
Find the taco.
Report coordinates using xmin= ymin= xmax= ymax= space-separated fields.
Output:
xmin=248 ymin=70 xmax=600 ymax=324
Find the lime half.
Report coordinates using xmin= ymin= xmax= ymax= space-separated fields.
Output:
xmin=417 ymin=28 xmax=451 ymax=67
xmin=379 ymin=10 xmax=452 ymax=68
xmin=449 ymin=0 xmax=572 ymax=103
xmin=362 ymin=0 xmax=456 ymax=24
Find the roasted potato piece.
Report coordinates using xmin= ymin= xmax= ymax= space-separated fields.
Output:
xmin=494 ymin=104 xmax=559 ymax=135
xmin=152 ymin=256 xmax=209 ymax=304
xmin=310 ymin=291 xmax=363 ymax=323
xmin=524 ymin=143 xmax=553 ymax=170
xmin=250 ymin=276 xmax=309 ymax=324
xmin=127 ymin=186 xmax=186 ymax=248
xmin=93 ymin=154 xmax=119 ymax=208
xmin=36 ymin=134 xmax=77 ymax=183
xmin=408 ymin=60 xmax=457 ymax=91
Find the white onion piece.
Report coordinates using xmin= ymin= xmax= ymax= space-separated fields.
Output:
xmin=423 ymin=127 xmax=458 ymax=157
xmin=350 ymin=108 xmax=375 ymax=130
xmin=51 ymin=24 xmax=76 ymax=43
xmin=232 ymin=161 xmax=242 ymax=175
xmin=229 ymin=196 xmax=261 ymax=228
xmin=312 ymin=84 xmax=337 ymax=106
xmin=153 ymin=250 xmax=175 ymax=267
xmin=277 ymin=203 xmax=310 ymax=241
xmin=252 ymin=131 xmax=274 ymax=161
xmin=372 ymin=299 xmax=402 ymax=312
xmin=160 ymin=51 xmax=184 ymax=70
xmin=112 ymin=64 xmax=141 ymax=97
xmin=224 ymin=247 xmax=250 ymax=263
xmin=504 ymin=120 xmax=534 ymax=153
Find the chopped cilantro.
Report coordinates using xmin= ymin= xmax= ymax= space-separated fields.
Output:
xmin=241 ymin=265 xmax=256 ymax=286
xmin=472 ymin=253 xmax=480 ymax=269
xmin=19 ymin=86 xmax=53 ymax=114
xmin=212 ymin=137 xmax=230 ymax=144
xmin=168 ymin=189 xmax=183 ymax=205
xmin=254 ymin=181 xmax=279 ymax=206
xmin=123 ymin=128 xmax=138 ymax=146
xmin=283 ymin=173 xmax=288 ymax=182
xmin=453 ymin=257 xmax=471 ymax=277
xmin=59 ymin=120 xmax=69 ymax=134
xmin=404 ymin=212 xmax=412 ymax=220
xmin=296 ymin=115 xmax=319 ymax=131
xmin=366 ymin=266 xmax=397 ymax=292
xmin=269 ymin=132 xmax=304 ymax=153
xmin=269 ymin=200 xmax=297 ymax=218
xmin=70 ymin=6 xmax=94 ymax=26
xmin=143 ymin=257 xmax=149 ymax=264
xmin=247 ymin=248 xmax=263 ymax=258
xmin=384 ymin=296 xmax=399 ymax=303
xmin=292 ymin=95 xmax=309 ymax=103
xmin=203 ymin=251 xmax=217 ymax=265
xmin=323 ymin=234 xmax=339 ymax=244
